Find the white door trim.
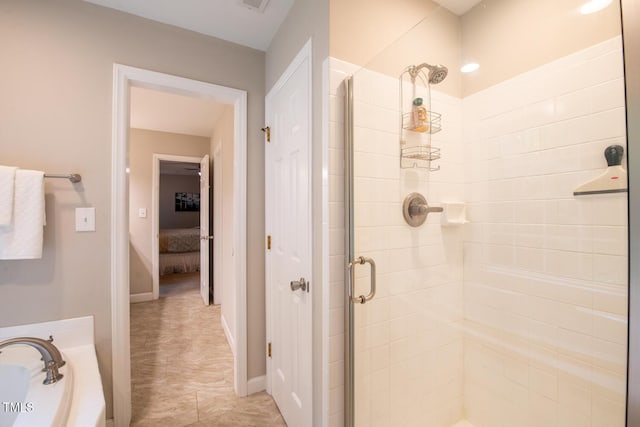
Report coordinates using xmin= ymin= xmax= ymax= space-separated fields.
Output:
xmin=212 ymin=143 xmax=223 ymax=306
xmin=151 ymin=153 xmax=203 ymax=301
xmin=265 ymin=37 xmax=313 ymax=409
xmin=111 ymin=64 xmax=248 ymax=427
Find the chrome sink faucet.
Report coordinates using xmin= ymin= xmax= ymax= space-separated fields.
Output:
xmin=0 ymin=336 xmax=66 ymax=384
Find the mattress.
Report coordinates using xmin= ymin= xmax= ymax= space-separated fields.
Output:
xmin=159 ymin=251 xmax=200 ymax=276
xmin=159 ymin=228 xmax=200 ymax=253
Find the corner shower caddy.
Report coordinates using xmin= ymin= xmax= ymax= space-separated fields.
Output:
xmin=399 ymin=65 xmax=442 ymax=171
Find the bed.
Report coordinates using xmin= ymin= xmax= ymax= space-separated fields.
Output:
xmin=159 ymin=228 xmax=201 ymax=276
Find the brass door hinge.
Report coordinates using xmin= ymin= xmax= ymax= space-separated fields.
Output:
xmin=261 ymin=126 xmax=271 ymax=142
xmin=268 ymin=342 xmax=272 ymax=358
xmin=267 ymin=235 xmax=271 ymax=250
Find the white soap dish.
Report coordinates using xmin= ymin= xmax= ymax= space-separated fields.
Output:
xmin=441 ymin=202 xmax=468 ymax=227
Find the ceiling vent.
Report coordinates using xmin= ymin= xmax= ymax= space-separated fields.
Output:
xmin=238 ymin=0 xmax=270 ymax=13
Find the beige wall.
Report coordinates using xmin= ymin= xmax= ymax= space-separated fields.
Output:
xmin=330 ymin=0 xmax=622 ymax=97
xmin=210 ymin=106 xmax=237 ymax=356
xmin=330 ymin=0 xmax=441 ymax=71
xmin=0 ymin=0 xmax=264 ymax=419
xmin=461 ymin=0 xmax=622 ymax=95
xmin=330 ymin=0 xmax=462 ymax=98
xmin=129 ymin=129 xmax=209 ymax=296
xmin=265 ymin=0 xmax=329 ymax=423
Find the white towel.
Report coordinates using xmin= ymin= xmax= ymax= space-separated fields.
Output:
xmin=0 ymin=169 xmax=45 ymax=260
xmin=0 ymin=165 xmax=17 ymax=225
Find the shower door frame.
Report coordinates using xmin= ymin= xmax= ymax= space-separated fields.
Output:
xmin=623 ymin=0 xmax=640 ymax=424
xmin=343 ymin=75 xmax=355 ymax=427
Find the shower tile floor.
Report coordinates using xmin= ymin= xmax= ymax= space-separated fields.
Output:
xmin=130 ymin=272 xmax=287 ymax=426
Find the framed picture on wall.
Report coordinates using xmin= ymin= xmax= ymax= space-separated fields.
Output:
xmin=175 ymin=192 xmax=200 ymax=212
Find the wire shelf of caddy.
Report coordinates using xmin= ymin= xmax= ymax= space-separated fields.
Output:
xmin=401 ymin=110 xmax=442 ymax=134
xmin=400 ymin=145 xmax=441 ymax=170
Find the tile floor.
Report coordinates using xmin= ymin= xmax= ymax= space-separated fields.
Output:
xmin=130 ymin=272 xmax=287 ymax=426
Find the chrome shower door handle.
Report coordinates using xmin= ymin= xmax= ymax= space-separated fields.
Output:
xmin=347 ymin=256 xmax=376 ymax=304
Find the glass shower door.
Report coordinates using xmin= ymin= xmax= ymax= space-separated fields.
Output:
xmin=344 ymin=2 xmax=629 ymax=426
xmin=346 ymin=61 xmax=467 ymax=427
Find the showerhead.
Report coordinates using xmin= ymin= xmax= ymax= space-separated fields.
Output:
xmin=408 ymin=63 xmax=449 ymax=85
xmin=426 ymin=64 xmax=448 ymax=84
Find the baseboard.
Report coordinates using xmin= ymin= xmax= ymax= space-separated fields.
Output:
xmin=221 ymin=313 xmax=235 ymax=356
xmin=129 ymin=292 xmax=153 ymax=303
xmin=247 ymin=375 xmax=266 ymax=394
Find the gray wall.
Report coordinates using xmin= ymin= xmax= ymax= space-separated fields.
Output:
xmin=265 ymin=0 xmax=329 ymax=424
xmin=159 ymin=175 xmax=200 ymax=229
xmin=0 ymin=0 xmax=265 ymax=418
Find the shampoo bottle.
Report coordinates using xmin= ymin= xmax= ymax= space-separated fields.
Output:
xmin=412 ymin=98 xmax=428 ymax=132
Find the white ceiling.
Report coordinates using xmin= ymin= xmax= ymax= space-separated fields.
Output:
xmin=433 ymin=0 xmax=484 ymax=15
xmin=130 ymin=87 xmax=225 ymax=137
xmin=83 ymin=0 xmax=295 ymax=51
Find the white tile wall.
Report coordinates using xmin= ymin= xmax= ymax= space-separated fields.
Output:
xmin=328 ymin=36 xmax=627 ymax=427
xmin=462 ymin=36 xmax=627 ymax=427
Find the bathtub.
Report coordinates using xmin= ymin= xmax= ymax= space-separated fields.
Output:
xmin=0 ymin=316 xmax=105 ymax=427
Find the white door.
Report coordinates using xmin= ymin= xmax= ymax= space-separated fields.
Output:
xmin=265 ymin=41 xmax=313 ymax=427
xmin=200 ymin=154 xmax=211 ymax=306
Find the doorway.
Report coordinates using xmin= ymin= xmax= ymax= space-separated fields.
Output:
xmin=150 ymin=155 xmax=210 ymax=304
xmin=111 ymin=65 xmax=249 ymax=426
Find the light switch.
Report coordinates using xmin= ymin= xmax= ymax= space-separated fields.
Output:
xmin=138 ymin=208 xmax=147 ymax=218
xmin=75 ymin=207 xmax=96 ymax=232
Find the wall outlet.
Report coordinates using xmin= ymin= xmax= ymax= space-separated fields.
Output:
xmin=138 ymin=208 xmax=147 ymax=218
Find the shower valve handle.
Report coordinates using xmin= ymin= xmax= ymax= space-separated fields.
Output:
xmin=409 ymin=204 xmax=443 ymax=216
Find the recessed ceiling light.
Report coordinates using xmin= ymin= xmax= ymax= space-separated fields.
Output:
xmin=460 ymin=63 xmax=480 ymax=73
xmin=580 ymin=0 xmax=612 ymax=14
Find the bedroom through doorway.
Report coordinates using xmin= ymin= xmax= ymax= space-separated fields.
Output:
xmin=156 ymin=158 xmax=206 ymax=301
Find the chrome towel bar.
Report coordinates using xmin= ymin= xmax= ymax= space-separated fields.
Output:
xmin=44 ymin=174 xmax=81 ymax=183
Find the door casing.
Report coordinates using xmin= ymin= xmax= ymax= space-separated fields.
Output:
xmin=151 ymin=153 xmax=205 ymax=301
xmin=199 ymin=154 xmax=211 ymax=305
xmin=111 ymin=64 xmax=248 ymax=426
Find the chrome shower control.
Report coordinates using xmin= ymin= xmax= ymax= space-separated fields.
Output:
xmin=402 ymin=192 xmax=442 ymax=227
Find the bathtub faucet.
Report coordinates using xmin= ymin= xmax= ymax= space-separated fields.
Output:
xmin=0 ymin=336 xmax=66 ymax=384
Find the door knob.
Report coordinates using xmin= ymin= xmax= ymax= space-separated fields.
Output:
xmin=290 ymin=277 xmax=308 ymax=292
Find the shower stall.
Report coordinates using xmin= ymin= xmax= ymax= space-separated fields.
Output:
xmin=332 ymin=1 xmax=635 ymax=425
